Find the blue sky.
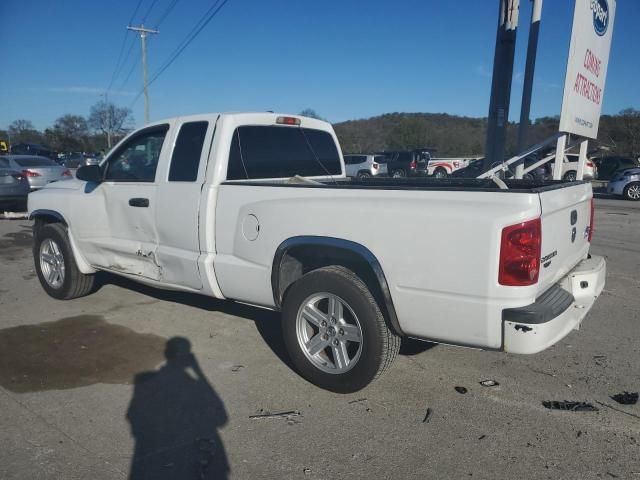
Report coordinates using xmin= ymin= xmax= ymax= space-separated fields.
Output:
xmin=1 ymin=0 xmax=638 ymax=130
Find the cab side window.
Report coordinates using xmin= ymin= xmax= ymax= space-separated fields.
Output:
xmin=105 ymin=125 xmax=169 ymax=182
xmin=168 ymin=121 xmax=208 ymax=182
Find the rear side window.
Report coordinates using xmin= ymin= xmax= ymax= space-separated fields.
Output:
xmin=169 ymin=121 xmax=208 ymax=182
xmin=14 ymin=157 xmax=56 ymax=167
xmin=227 ymin=126 xmax=341 ymax=180
xmin=398 ymin=152 xmax=412 ymax=162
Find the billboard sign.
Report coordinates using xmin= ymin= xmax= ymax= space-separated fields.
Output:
xmin=559 ymin=0 xmax=616 ymax=139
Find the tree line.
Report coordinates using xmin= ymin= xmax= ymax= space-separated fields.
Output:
xmin=3 ymin=106 xmax=639 ymax=159
xmin=0 ymin=101 xmax=134 ymax=154
xmin=333 ymin=108 xmax=640 ymax=159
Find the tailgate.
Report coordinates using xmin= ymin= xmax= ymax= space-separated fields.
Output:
xmin=537 ymin=182 xmax=592 ymax=294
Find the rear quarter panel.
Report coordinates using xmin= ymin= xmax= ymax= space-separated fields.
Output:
xmin=214 ymin=185 xmax=542 ymax=349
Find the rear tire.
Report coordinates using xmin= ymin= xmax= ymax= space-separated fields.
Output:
xmin=33 ymin=223 xmax=95 ymax=300
xmin=563 ymin=171 xmax=577 ymax=182
xmin=281 ymin=266 xmax=400 ymax=393
xmin=357 ymin=172 xmax=371 ymax=179
xmin=392 ymin=169 xmax=406 ymax=178
xmin=433 ymin=167 xmax=448 ymax=179
xmin=623 ymin=182 xmax=640 ymax=201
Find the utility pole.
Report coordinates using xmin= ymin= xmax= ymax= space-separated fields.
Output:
xmin=100 ymin=92 xmax=112 ymax=148
xmin=127 ymin=24 xmax=159 ymax=124
xmin=516 ymin=0 xmax=543 ymax=178
xmin=483 ymin=0 xmax=520 ymax=172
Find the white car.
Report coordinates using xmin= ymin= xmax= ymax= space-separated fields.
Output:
xmin=343 ymin=154 xmax=388 ymax=178
xmin=28 ymin=112 xmax=606 ymax=392
xmin=562 ymin=154 xmax=596 ymax=181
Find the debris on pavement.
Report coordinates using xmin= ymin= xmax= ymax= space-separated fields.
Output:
xmin=478 ymin=435 xmax=486 ymax=440
xmin=348 ymin=398 xmax=367 ymax=405
xmin=595 ymin=401 xmax=640 ymax=420
xmin=542 ymin=401 xmax=598 ymax=412
xmin=454 ymin=386 xmax=468 ymax=394
xmin=422 ymin=407 xmax=433 ymax=423
xmin=527 ymin=366 xmax=557 ymax=377
xmin=479 ymin=380 xmax=499 ymax=387
xmin=249 ymin=410 xmax=302 ymax=421
xmin=230 ymin=364 xmax=245 ymax=372
xmin=303 ymin=467 xmax=312 ymax=475
xmin=611 ymin=391 xmax=638 ymax=405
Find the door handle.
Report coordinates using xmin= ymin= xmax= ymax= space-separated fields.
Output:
xmin=129 ymin=198 xmax=149 ymax=207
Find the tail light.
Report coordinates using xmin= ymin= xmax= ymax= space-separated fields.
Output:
xmin=372 ymin=163 xmax=379 ymax=170
xmin=586 ymin=160 xmax=594 ymax=168
xmin=410 ymin=160 xmax=417 ymax=169
xmin=62 ymin=169 xmax=72 ymax=177
xmin=499 ymin=218 xmax=542 ymax=286
xmin=588 ymin=198 xmax=594 ymax=242
xmin=453 ymin=161 xmax=460 ymax=168
xmin=22 ymin=169 xmax=41 ymax=177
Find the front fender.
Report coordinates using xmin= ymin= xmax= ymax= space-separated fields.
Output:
xmin=30 ymin=209 xmax=97 ymax=275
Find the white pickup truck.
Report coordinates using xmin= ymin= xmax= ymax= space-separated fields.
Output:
xmin=28 ymin=112 xmax=606 ymax=393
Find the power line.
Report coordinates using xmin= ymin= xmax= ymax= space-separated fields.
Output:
xmin=154 ymin=0 xmax=181 ymax=27
xmin=141 ymin=0 xmax=160 ymax=23
xmin=106 ymin=31 xmax=130 ymax=93
xmin=110 ymin=37 xmax=137 ymax=90
xmin=129 ymin=0 xmax=230 ymax=108
xmin=115 ymin=50 xmax=142 ymax=94
xmin=128 ymin=0 xmax=145 ymax=24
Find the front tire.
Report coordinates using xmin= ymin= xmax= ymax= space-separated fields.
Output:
xmin=623 ymin=182 xmax=640 ymax=201
xmin=392 ymin=169 xmax=406 ymax=178
xmin=281 ymin=266 xmax=400 ymax=393
xmin=33 ymin=223 xmax=95 ymax=300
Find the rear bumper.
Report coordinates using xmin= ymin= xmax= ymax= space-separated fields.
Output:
xmin=502 ymin=255 xmax=606 ymax=354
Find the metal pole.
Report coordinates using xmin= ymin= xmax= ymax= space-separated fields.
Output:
xmin=553 ymin=134 xmax=566 ymax=180
xmin=127 ymin=25 xmax=159 ymax=125
xmin=577 ymin=139 xmax=588 ymax=180
xmin=140 ymin=30 xmax=149 ymax=124
xmin=516 ymin=0 xmax=542 ymax=178
xmin=100 ymin=92 xmax=112 ymax=148
xmin=484 ymin=0 xmax=520 ymax=172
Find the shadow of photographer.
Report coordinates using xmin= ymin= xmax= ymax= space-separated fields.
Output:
xmin=127 ymin=337 xmax=229 ymax=479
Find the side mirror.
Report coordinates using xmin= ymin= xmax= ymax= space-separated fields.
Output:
xmin=76 ymin=164 xmax=102 ymax=183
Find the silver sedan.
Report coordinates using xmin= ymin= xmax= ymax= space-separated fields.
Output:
xmin=607 ymin=167 xmax=640 ymax=201
xmin=0 ymin=167 xmax=30 ymax=210
xmin=1 ymin=155 xmax=73 ymax=190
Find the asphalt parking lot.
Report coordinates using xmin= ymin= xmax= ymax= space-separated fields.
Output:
xmin=0 ymin=197 xmax=639 ymax=480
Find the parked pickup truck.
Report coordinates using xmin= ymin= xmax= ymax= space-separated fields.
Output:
xmin=28 ymin=112 xmax=606 ymax=393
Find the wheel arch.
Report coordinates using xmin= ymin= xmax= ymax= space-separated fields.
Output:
xmin=30 ymin=209 xmax=96 ymax=274
xmin=29 ymin=209 xmax=67 ymax=226
xmin=272 ymin=236 xmax=404 ymax=336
